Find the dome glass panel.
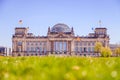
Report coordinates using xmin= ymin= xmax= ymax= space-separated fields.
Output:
xmin=51 ymin=23 xmax=71 ymax=33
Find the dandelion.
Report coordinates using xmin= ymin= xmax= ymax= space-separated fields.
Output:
xmin=65 ymin=73 xmax=71 ymax=79
xmin=106 ymin=61 xmax=115 ymax=68
xmin=15 ymin=60 xmax=18 ymax=63
xmin=82 ymin=70 xmax=87 ymax=77
xmin=72 ymin=65 xmax=80 ymax=70
xmin=3 ymin=61 xmax=8 ymax=64
xmin=111 ymin=70 xmax=117 ymax=78
xmin=4 ymin=73 xmax=9 ymax=79
xmin=64 ymin=72 xmax=76 ymax=80
xmin=90 ymin=59 xmax=93 ymax=63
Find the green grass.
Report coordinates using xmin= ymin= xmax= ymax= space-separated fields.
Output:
xmin=0 ymin=56 xmax=120 ymax=80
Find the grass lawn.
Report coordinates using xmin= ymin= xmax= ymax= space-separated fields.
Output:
xmin=0 ymin=56 xmax=120 ymax=80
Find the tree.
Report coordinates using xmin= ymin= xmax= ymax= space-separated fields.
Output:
xmin=101 ymin=47 xmax=112 ymax=57
xmin=114 ymin=47 xmax=120 ymax=56
xmin=94 ymin=42 xmax=112 ymax=57
xmin=94 ymin=42 xmax=103 ymax=55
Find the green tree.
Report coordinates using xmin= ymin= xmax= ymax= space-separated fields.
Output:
xmin=101 ymin=47 xmax=112 ymax=57
xmin=94 ymin=42 xmax=103 ymax=54
xmin=94 ymin=42 xmax=112 ymax=57
xmin=114 ymin=47 xmax=120 ymax=56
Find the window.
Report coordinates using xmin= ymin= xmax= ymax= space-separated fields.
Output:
xmin=39 ymin=47 xmax=42 ymax=53
xmin=79 ymin=42 xmax=82 ymax=46
xmin=27 ymin=47 xmax=29 ymax=51
xmin=75 ymin=47 xmax=78 ymax=52
xmin=17 ymin=48 xmax=20 ymax=52
xmin=88 ymin=47 xmax=91 ymax=52
xmin=44 ymin=48 xmax=47 ymax=53
xmin=84 ymin=41 xmax=87 ymax=46
xmin=31 ymin=42 xmax=33 ymax=46
xmin=75 ymin=41 xmax=78 ymax=46
xmin=40 ymin=42 xmax=42 ymax=45
xmin=17 ymin=42 xmax=22 ymax=46
xmin=43 ymin=42 xmax=46 ymax=45
xmin=80 ymin=47 xmax=82 ymax=53
xmin=91 ymin=47 xmax=94 ymax=52
xmin=63 ymin=42 xmax=67 ymax=51
xmin=35 ymin=47 xmax=39 ymax=54
xmin=31 ymin=47 xmax=34 ymax=51
xmin=92 ymin=42 xmax=94 ymax=46
xmin=88 ymin=42 xmax=90 ymax=46
xmin=26 ymin=42 xmax=29 ymax=45
xmin=83 ymin=47 xmax=87 ymax=52
xmin=36 ymin=42 xmax=38 ymax=46
xmin=59 ymin=42 xmax=62 ymax=52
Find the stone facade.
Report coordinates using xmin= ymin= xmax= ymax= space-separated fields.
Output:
xmin=12 ymin=23 xmax=109 ymax=56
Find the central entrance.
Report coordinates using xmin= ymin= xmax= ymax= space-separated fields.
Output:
xmin=54 ymin=41 xmax=67 ymax=53
xmin=50 ymin=41 xmax=71 ymax=54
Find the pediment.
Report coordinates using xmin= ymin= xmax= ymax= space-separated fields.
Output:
xmin=54 ymin=33 xmax=70 ymax=38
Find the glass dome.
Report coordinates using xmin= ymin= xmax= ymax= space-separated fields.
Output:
xmin=51 ymin=23 xmax=71 ymax=33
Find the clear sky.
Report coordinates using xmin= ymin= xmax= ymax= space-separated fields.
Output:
xmin=0 ymin=0 xmax=120 ymax=48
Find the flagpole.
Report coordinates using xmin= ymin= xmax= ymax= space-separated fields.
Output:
xmin=99 ymin=20 xmax=102 ymax=27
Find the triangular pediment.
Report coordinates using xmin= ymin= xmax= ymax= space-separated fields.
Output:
xmin=54 ymin=33 xmax=70 ymax=38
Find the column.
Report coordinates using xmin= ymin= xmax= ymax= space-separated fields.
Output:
xmin=58 ymin=41 xmax=60 ymax=54
xmin=68 ymin=41 xmax=71 ymax=55
xmin=54 ymin=41 xmax=56 ymax=52
xmin=62 ymin=41 xmax=64 ymax=54
xmin=51 ymin=41 xmax=54 ymax=53
xmin=67 ymin=41 xmax=68 ymax=55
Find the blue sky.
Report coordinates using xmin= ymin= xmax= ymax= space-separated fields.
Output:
xmin=0 ymin=0 xmax=120 ymax=48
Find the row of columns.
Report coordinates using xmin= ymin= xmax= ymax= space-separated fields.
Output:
xmin=51 ymin=41 xmax=71 ymax=52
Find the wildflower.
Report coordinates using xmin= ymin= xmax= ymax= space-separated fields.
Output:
xmin=82 ymin=70 xmax=87 ymax=77
xmin=106 ymin=61 xmax=115 ymax=68
xmin=111 ymin=70 xmax=117 ymax=78
xmin=72 ymin=65 xmax=80 ymax=70
xmin=15 ymin=60 xmax=18 ymax=63
xmin=3 ymin=61 xmax=8 ymax=64
xmin=4 ymin=73 xmax=9 ymax=79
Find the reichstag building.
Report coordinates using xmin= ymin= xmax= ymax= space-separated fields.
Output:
xmin=12 ymin=23 xmax=109 ymax=56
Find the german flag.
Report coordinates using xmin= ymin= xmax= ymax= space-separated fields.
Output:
xmin=76 ymin=36 xmax=80 ymax=41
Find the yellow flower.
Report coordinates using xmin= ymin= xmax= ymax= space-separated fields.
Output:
xmin=82 ymin=70 xmax=87 ymax=77
xmin=111 ymin=70 xmax=117 ymax=78
xmin=72 ymin=65 xmax=80 ymax=70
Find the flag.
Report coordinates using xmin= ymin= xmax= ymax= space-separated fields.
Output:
xmin=99 ymin=20 xmax=101 ymax=24
xmin=92 ymin=28 xmax=94 ymax=30
xmin=76 ymin=36 xmax=80 ymax=41
xmin=19 ymin=20 xmax=22 ymax=24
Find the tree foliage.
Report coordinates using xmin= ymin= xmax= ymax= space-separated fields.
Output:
xmin=94 ymin=42 xmax=112 ymax=57
xmin=114 ymin=47 xmax=120 ymax=56
xmin=94 ymin=42 xmax=103 ymax=53
xmin=101 ymin=47 xmax=112 ymax=57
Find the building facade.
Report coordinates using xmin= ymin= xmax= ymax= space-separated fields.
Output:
xmin=0 ymin=46 xmax=7 ymax=56
xmin=12 ymin=23 xmax=109 ymax=56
